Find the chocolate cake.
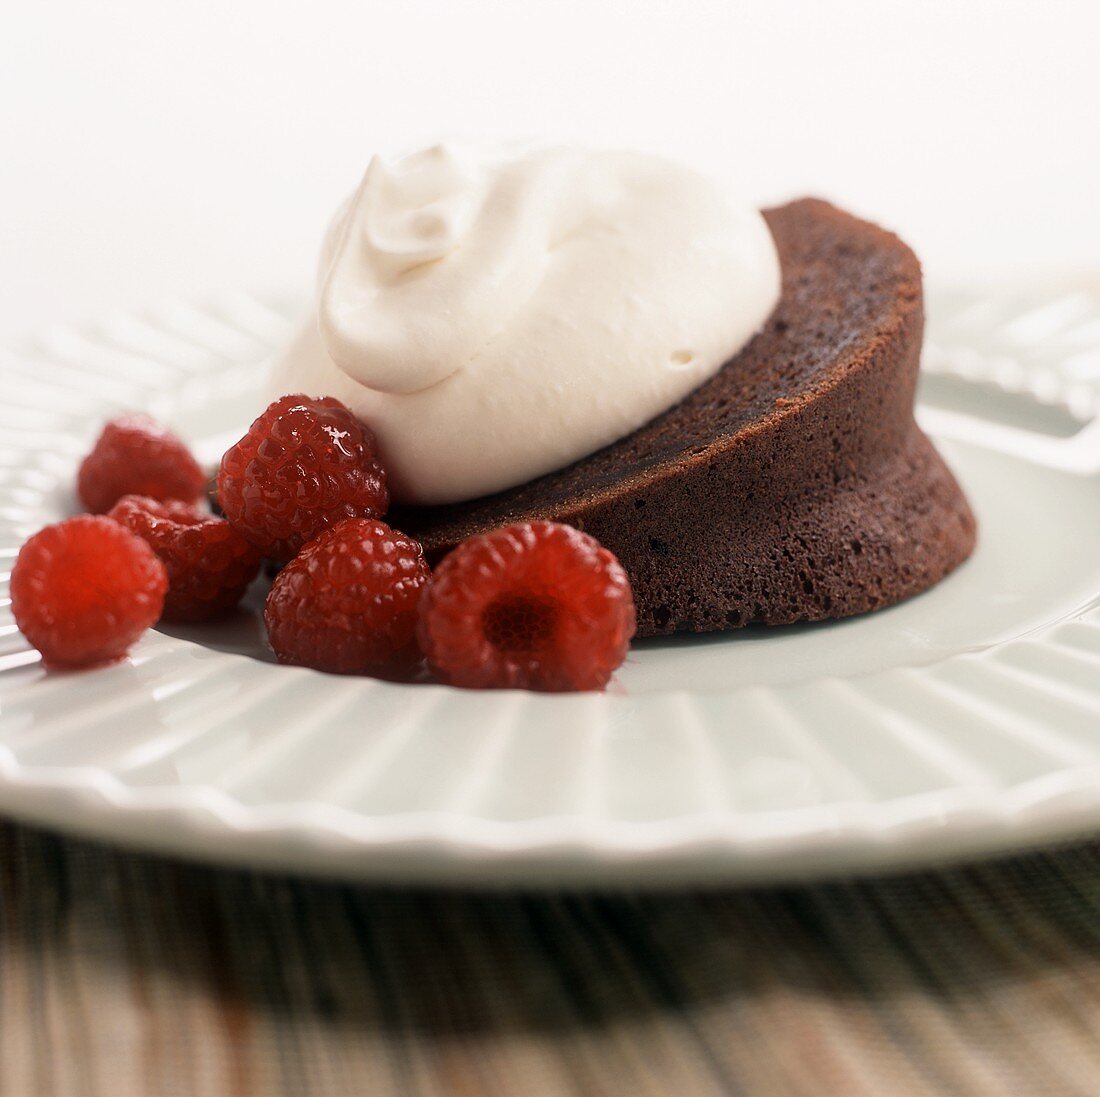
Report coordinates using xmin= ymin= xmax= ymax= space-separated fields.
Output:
xmin=395 ymin=199 xmax=977 ymax=637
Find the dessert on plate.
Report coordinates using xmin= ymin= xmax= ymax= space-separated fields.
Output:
xmin=11 ymin=139 xmax=977 ymax=693
xmin=274 ymin=141 xmax=976 ymax=637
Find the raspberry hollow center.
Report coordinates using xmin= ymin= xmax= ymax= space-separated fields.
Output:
xmin=482 ymin=594 xmax=559 ymax=654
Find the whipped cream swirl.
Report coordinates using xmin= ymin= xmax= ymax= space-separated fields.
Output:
xmin=271 ymin=142 xmax=781 ymax=504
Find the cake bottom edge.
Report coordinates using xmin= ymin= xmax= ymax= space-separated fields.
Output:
xmin=590 ymin=429 xmax=977 ymax=639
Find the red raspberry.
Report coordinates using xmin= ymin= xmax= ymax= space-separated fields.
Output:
xmin=108 ymin=495 xmax=261 ymax=622
xmin=264 ymin=517 xmax=430 ymax=675
xmin=11 ymin=515 xmax=167 ymax=669
xmin=418 ymin=521 xmax=636 ymax=692
xmin=218 ymin=394 xmax=388 ymax=562
xmin=77 ymin=414 xmax=206 ymax=514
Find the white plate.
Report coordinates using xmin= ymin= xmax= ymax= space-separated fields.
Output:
xmin=1 ymin=287 xmax=1100 ymax=885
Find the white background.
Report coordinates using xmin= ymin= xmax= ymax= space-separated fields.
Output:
xmin=2 ymin=0 xmax=1097 ymax=340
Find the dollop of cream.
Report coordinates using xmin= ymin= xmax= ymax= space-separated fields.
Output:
xmin=271 ymin=141 xmax=781 ymax=504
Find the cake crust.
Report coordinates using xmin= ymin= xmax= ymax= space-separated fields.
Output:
xmin=396 ymin=199 xmax=977 ymax=637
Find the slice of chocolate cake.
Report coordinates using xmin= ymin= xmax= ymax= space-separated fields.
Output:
xmin=395 ymin=199 xmax=977 ymax=637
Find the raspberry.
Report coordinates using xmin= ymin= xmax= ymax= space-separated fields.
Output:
xmin=77 ymin=414 xmax=206 ymax=514
xmin=108 ymin=495 xmax=261 ymax=622
xmin=218 ymin=394 xmax=388 ymax=562
xmin=418 ymin=521 xmax=636 ymax=692
xmin=264 ymin=517 xmax=429 ymax=675
xmin=11 ymin=516 xmax=167 ymax=669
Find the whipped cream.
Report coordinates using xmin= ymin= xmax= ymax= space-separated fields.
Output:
xmin=271 ymin=141 xmax=781 ymax=504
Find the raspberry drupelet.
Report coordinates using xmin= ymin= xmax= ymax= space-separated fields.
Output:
xmin=418 ymin=521 xmax=636 ymax=692
xmin=264 ymin=517 xmax=430 ymax=675
xmin=218 ymin=394 xmax=389 ymax=562
xmin=11 ymin=515 xmax=168 ymax=668
xmin=77 ymin=414 xmax=206 ymax=514
xmin=108 ymin=495 xmax=261 ymax=622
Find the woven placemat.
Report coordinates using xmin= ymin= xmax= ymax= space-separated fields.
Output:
xmin=3 ymin=821 xmax=1099 ymax=1096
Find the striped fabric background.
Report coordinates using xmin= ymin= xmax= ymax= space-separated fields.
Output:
xmin=3 ymin=820 xmax=1100 ymax=1095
